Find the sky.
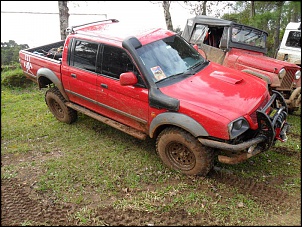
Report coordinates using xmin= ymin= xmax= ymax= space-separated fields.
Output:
xmin=1 ymin=1 xmax=199 ymax=48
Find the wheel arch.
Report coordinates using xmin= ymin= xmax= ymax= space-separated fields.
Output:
xmin=37 ymin=68 xmax=69 ymax=101
xmin=149 ymin=112 xmax=209 ymax=139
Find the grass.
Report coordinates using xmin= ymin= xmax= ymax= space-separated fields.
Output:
xmin=1 ymin=81 xmax=301 ymax=225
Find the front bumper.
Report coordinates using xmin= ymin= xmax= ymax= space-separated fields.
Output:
xmin=198 ymin=90 xmax=289 ymax=164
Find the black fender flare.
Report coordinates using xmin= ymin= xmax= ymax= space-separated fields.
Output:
xmin=149 ymin=112 xmax=209 ymax=138
xmin=37 ymin=68 xmax=69 ymax=101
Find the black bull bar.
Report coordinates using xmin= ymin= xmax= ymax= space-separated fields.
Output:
xmin=198 ymin=90 xmax=289 ymax=164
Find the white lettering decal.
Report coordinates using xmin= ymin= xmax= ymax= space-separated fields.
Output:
xmin=24 ymin=54 xmax=33 ymax=73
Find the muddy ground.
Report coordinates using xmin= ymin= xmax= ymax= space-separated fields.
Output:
xmin=1 ymin=150 xmax=301 ymax=226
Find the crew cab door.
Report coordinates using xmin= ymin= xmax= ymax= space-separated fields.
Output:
xmin=61 ymin=39 xmax=100 ymax=111
xmin=95 ymin=44 xmax=149 ymax=133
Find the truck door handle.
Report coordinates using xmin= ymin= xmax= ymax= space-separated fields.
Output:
xmin=71 ymin=73 xmax=77 ymax=78
xmin=101 ymin=83 xmax=108 ymax=88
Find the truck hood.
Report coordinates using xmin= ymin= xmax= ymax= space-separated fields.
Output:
xmin=160 ymin=62 xmax=268 ymax=121
xmin=235 ymin=50 xmax=300 ymax=73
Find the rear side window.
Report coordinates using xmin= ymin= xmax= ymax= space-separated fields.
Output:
xmin=285 ymin=31 xmax=301 ymax=48
xmin=72 ymin=40 xmax=98 ymax=72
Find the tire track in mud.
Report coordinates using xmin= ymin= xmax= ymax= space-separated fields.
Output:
xmin=92 ymin=206 xmax=215 ymax=226
xmin=1 ymin=178 xmax=213 ymax=226
xmin=207 ymin=167 xmax=300 ymax=211
xmin=1 ymin=173 xmax=300 ymax=226
xmin=1 ymin=178 xmax=77 ymax=226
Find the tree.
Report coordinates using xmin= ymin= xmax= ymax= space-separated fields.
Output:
xmin=273 ymin=1 xmax=285 ymax=53
xmin=150 ymin=1 xmax=176 ymax=31
xmin=184 ymin=1 xmax=207 ymax=15
xmin=162 ymin=1 xmax=173 ymax=31
xmin=58 ymin=1 xmax=69 ymax=40
xmin=184 ymin=1 xmax=233 ymax=17
xmin=250 ymin=1 xmax=255 ymax=18
xmin=1 ymin=40 xmax=29 ymax=65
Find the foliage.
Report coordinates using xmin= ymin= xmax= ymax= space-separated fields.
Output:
xmin=184 ymin=1 xmax=234 ymax=18
xmin=1 ymin=64 xmax=33 ymax=88
xmin=172 ymin=26 xmax=182 ymax=34
xmin=1 ymin=40 xmax=29 ymax=65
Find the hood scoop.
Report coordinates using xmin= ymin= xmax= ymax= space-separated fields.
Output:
xmin=209 ymin=71 xmax=243 ymax=84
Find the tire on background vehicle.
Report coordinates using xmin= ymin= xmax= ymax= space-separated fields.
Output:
xmin=45 ymin=87 xmax=77 ymax=124
xmin=156 ymin=127 xmax=215 ymax=176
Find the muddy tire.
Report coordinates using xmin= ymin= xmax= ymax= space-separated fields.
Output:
xmin=45 ymin=87 xmax=77 ymax=124
xmin=156 ymin=127 xmax=215 ymax=176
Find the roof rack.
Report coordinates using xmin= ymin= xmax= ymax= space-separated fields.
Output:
xmin=66 ymin=19 xmax=119 ymax=34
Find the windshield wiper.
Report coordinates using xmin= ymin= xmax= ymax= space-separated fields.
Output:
xmin=189 ymin=61 xmax=203 ymax=70
xmin=156 ymin=70 xmax=195 ymax=83
xmin=188 ymin=60 xmax=209 ymax=72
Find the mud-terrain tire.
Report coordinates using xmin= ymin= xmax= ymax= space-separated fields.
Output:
xmin=156 ymin=127 xmax=215 ymax=176
xmin=45 ymin=87 xmax=77 ymax=124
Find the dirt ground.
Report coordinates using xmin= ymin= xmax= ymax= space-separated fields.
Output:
xmin=1 ymin=148 xmax=301 ymax=226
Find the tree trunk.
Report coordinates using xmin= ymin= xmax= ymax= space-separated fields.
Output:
xmin=162 ymin=1 xmax=173 ymax=31
xmin=202 ymin=1 xmax=207 ymax=15
xmin=250 ymin=1 xmax=255 ymax=18
xmin=58 ymin=1 xmax=69 ymax=40
xmin=274 ymin=2 xmax=284 ymax=54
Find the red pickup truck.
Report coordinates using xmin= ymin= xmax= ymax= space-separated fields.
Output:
xmin=19 ymin=19 xmax=289 ymax=176
xmin=182 ymin=15 xmax=301 ymax=114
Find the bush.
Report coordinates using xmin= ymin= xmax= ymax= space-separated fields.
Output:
xmin=1 ymin=66 xmax=34 ymax=87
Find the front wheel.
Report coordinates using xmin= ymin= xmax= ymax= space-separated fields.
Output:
xmin=45 ymin=87 xmax=77 ymax=124
xmin=156 ymin=127 xmax=215 ymax=176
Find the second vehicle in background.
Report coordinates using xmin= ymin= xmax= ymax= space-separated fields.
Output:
xmin=275 ymin=22 xmax=301 ymax=67
xmin=182 ymin=15 xmax=301 ymax=114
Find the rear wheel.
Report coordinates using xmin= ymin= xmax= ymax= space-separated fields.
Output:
xmin=45 ymin=87 xmax=77 ymax=124
xmin=156 ymin=127 xmax=215 ymax=176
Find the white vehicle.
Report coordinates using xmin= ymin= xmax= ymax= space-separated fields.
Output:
xmin=276 ymin=22 xmax=301 ymax=66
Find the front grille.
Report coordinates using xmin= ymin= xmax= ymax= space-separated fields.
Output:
xmin=280 ymin=68 xmax=295 ymax=89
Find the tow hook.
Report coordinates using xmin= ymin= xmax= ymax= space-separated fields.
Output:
xmin=274 ymin=110 xmax=289 ymax=142
xmin=276 ymin=122 xmax=289 ymax=142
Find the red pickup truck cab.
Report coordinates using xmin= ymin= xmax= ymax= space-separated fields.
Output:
xmin=19 ymin=19 xmax=289 ymax=176
xmin=182 ymin=15 xmax=301 ymax=114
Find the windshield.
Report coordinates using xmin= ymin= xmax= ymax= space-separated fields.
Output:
xmin=231 ymin=25 xmax=266 ymax=48
xmin=137 ymin=35 xmax=206 ymax=82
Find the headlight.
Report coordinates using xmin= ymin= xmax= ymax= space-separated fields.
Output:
xmin=228 ymin=117 xmax=250 ymax=139
xmin=278 ymin=68 xmax=286 ymax=79
xmin=295 ymin=70 xmax=301 ymax=80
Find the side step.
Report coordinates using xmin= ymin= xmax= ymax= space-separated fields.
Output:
xmin=65 ymin=102 xmax=147 ymax=140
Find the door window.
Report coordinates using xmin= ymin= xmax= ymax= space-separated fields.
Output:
xmin=72 ymin=40 xmax=98 ymax=72
xmin=100 ymin=45 xmax=145 ymax=86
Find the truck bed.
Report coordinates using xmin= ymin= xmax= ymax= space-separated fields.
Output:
xmin=22 ymin=41 xmax=65 ymax=60
xmin=19 ymin=41 xmax=65 ymax=83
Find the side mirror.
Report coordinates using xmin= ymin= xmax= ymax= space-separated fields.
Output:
xmin=193 ymin=44 xmax=207 ymax=59
xmin=198 ymin=49 xmax=207 ymax=59
xmin=120 ymin=72 xmax=138 ymax=86
xmin=193 ymin=44 xmax=199 ymax=51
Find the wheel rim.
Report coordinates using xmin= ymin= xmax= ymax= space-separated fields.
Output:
xmin=49 ymin=99 xmax=64 ymax=119
xmin=166 ymin=142 xmax=196 ymax=171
